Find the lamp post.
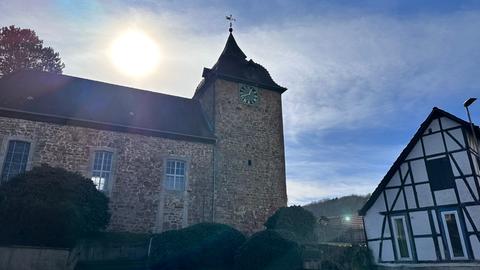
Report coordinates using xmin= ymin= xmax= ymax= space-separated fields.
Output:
xmin=464 ymin=98 xmax=478 ymax=154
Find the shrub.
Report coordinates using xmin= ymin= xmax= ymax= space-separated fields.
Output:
xmin=0 ymin=164 xmax=110 ymax=247
xmin=303 ymin=244 xmax=375 ymax=270
xmin=337 ymin=245 xmax=375 ymax=270
xmin=149 ymin=223 xmax=245 ymax=270
xmin=235 ymin=230 xmax=303 ymax=270
xmin=264 ymin=205 xmax=316 ymax=242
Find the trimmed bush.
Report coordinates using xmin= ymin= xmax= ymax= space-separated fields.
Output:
xmin=303 ymin=244 xmax=375 ymax=270
xmin=149 ymin=223 xmax=245 ymax=270
xmin=0 ymin=164 xmax=110 ymax=247
xmin=264 ymin=205 xmax=316 ymax=242
xmin=235 ymin=230 xmax=303 ymax=270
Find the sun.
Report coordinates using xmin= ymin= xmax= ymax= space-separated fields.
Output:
xmin=110 ymin=29 xmax=160 ymax=77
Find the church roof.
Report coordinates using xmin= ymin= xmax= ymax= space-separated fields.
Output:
xmin=200 ymin=32 xmax=287 ymax=93
xmin=0 ymin=70 xmax=215 ymax=143
xmin=359 ymin=107 xmax=480 ymax=215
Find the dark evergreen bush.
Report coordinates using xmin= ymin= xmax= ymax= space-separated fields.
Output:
xmin=0 ymin=164 xmax=110 ymax=247
xmin=264 ymin=205 xmax=316 ymax=242
xmin=235 ymin=230 xmax=303 ymax=270
xmin=305 ymin=244 xmax=375 ymax=270
xmin=149 ymin=223 xmax=245 ymax=270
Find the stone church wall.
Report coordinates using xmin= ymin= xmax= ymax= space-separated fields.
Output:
xmin=0 ymin=116 xmax=214 ymax=233
xmin=212 ymin=79 xmax=287 ymax=234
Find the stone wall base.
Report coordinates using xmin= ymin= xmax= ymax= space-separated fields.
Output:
xmin=0 ymin=246 xmax=77 ymax=270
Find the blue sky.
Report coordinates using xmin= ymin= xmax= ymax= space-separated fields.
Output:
xmin=1 ymin=0 xmax=480 ymax=205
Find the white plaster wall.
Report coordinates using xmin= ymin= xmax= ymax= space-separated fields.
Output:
xmin=414 ymin=237 xmax=437 ymax=261
xmin=440 ymin=117 xmax=461 ymax=129
xmin=456 ymin=179 xmax=475 ymax=203
xmin=365 ymin=194 xmax=387 ymax=239
xmin=423 ymin=133 xmax=445 ymax=156
xmin=410 ymin=159 xmax=428 ymax=183
xmin=469 ymin=235 xmax=480 ymax=260
xmin=407 ymin=142 xmax=423 ymax=160
xmin=452 ymin=151 xmax=472 ymax=175
xmin=445 ymin=134 xmax=462 ymax=151
xmin=393 ymin=190 xmax=406 ymax=211
xmin=387 ymin=171 xmax=401 ymax=187
xmin=466 ymin=205 xmax=480 ymax=230
xmin=368 ymin=240 xmax=381 ymax=262
xmin=434 ymin=189 xmax=457 ymax=205
xmin=386 ymin=189 xmax=399 ymax=210
xmin=381 ymin=240 xmax=395 ymax=261
xmin=409 ymin=211 xmax=431 ymax=235
xmin=424 ymin=119 xmax=441 ymax=134
xmin=416 ymin=183 xmax=434 ymax=207
xmin=404 ymin=186 xmax=416 ymax=209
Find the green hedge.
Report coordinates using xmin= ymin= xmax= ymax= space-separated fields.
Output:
xmin=303 ymin=244 xmax=375 ymax=270
xmin=264 ymin=205 xmax=316 ymax=243
xmin=0 ymin=165 xmax=110 ymax=247
xmin=235 ymin=230 xmax=303 ymax=270
xmin=149 ymin=223 xmax=245 ymax=270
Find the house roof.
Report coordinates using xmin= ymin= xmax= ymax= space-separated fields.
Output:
xmin=359 ymin=107 xmax=480 ymax=215
xmin=199 ymin=31 xmax=287 ymax=94
xmin=0 ymin=70 xmax=216 ymax=143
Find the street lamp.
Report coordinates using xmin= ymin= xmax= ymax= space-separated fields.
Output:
xmin=464 ymin=98 xmax=478 ymax=154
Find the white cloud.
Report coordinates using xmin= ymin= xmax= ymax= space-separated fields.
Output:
xmin=2 ymin=2 xmax=480 ymax=205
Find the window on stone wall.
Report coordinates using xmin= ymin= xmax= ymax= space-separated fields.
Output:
xmin=165 ymin=159 xmax=186 ymax=191
xmin=1 ymin=140 xmax=31 ymax=183
xmin=91 ymin=151 xmax=113 ymax=191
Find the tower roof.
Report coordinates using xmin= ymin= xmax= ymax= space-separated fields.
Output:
xmin=200 ymin=31 xmax=286 ymax=93
xmin=221 ymin=32 xmax=247 ymax=59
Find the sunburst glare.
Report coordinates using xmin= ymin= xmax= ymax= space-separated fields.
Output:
xmin=110 ymin=29 xmax=160 ymax=77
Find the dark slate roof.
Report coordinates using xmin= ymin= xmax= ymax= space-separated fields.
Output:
xmin=200 ymin=32 xmax=287 ymax=93
xmin=359 ymin=107 xmax=480 ymax=215
xmin=0 ymin=70 xmax=215 ymax=143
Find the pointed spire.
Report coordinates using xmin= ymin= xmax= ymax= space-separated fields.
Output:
xmin=220 ymin=32 xmax=247 ymax=59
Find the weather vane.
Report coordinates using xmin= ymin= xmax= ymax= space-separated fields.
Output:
xmin=226 ymin=14 xmax=236 ymax=32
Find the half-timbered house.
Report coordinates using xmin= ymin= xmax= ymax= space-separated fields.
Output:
xmin=359 ymin=107 xmax=480 ymax=268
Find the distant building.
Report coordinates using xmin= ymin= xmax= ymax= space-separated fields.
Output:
xmin=316 ymin=215 xmax=365 ymax=244
xmin=360 ymin=108 xmax=480 ymax=267
xmin=0 ymin=28 xmax=288 ymax=234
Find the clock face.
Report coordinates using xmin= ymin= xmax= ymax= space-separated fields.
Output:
xmin=239 ymin=84 xmax=259 ymax=105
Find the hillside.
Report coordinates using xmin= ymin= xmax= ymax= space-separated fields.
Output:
xmin=303 ymin=195 xmax=370 ymax=217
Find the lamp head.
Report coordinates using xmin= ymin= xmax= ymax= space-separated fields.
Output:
xmin=464 ymin=98 xmax=477 ymax=108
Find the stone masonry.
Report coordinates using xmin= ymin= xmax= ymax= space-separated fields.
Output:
xmin=0 ymin=116 xmax=214 ymax=233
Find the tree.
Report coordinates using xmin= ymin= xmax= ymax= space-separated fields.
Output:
xmin=264 ymin=205 xmax=317 ymax=243
xmin=235 ymin=230 xmax=303 ymax=270
xmin=0 ymin=164 xmax=110 ymax=247
xmin=0 ymin=25 xmax=64 ymax=77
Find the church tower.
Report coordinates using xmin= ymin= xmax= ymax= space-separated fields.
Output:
xmin=193 ymin=28 xmax=287 ymax=233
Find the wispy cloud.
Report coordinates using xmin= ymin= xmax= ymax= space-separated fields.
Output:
xmin=2 ymin=1 xmax=480 ymax=205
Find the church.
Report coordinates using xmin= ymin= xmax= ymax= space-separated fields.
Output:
xmin=0 ymin=28 xmax=288 ymax=234
xmin=360 ymin=108 xmax=480 ymax=267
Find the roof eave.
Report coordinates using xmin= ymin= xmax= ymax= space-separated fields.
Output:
xmin=201 ymin=68 xmax=287 ymax=94
xmin=0 ymin=107 xmax=217 ymax=144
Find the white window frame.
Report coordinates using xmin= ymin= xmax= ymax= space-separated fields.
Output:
xmin=391 ymin=215 xmax=413 ymax=261
xmin=164 ymin=159 xmax=187 ymax=191
xmin=0 ymin=137 xmax=34 ymax=184
xmin=89 ymin=148 xmax=116 ymax=194
xmin=440 ymin=210 xmax=468 ymax=260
